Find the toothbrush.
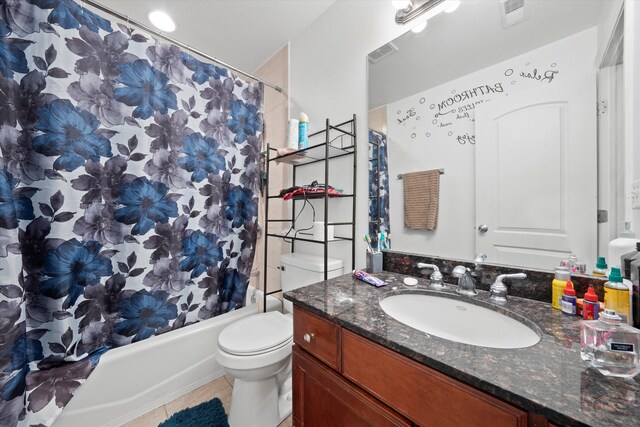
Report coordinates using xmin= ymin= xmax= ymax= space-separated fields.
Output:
xmin=364 ymin=235 xmax=373 ymax=253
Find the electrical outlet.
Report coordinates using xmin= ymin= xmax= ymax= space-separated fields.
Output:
xmin=632 ymin=180 xmax=640 ymax=209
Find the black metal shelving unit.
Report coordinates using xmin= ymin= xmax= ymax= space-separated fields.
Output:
xmin=263 ymin=115 xmax=357 ymax=311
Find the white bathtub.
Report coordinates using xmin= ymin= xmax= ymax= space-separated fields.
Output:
xmin=54 ymin=285 xmax=280 ymax=427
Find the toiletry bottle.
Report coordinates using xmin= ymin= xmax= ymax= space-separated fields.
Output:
xmin=287 ymin=119 xmax=299 ymax=150
xmin=582 ymin=285 xmax=600 ymax=320
xmin=298 ymin=112 xmax=309 ymax=150
xmin=552 ymin=267 xmax=571 ymax=310
xmin=568 ymin=254 xmax=578 ymax=273
xmin=561 ymin=280 xmax=577 ymax=315
xmin=604 ymin=267 xmax=631 ymax=324
xmin=621 ymin=242 xmax=640 ymax=279
xmin=608 ymin=234 xmax=637 ymax=269
xmin=593 ymin=256 xmax=608 ymax=277
xmin=576 ymin=262 xmax=587 ymax=274
xmin=634 ymin=264 xmax=640 ymax=328
xmin=580 ymin=309 xmax=640 ymax=378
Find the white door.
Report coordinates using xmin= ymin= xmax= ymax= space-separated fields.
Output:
xmin=475 ymin=74 xmax=597 ymax=270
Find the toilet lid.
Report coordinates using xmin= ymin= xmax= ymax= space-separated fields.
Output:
xmin=219 ymin=311 xmax=293 ymax=355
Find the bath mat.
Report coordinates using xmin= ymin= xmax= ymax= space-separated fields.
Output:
xmin=159 ymin=398 xmax=229 ymax=427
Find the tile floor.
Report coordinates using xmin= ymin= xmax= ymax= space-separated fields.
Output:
xmin=123 ymin=376 xmax=292 ymax=427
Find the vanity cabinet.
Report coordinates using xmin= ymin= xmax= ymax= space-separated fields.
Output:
xmin=293 ymin=306 xmax=537 ymax=427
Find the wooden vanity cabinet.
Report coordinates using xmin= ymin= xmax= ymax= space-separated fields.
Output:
xmin=292 ymin=306 xmax=542 ymax=427
xmin=293 ymin=347 xmax=411 ymax=427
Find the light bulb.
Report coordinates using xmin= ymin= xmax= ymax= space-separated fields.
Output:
xmin=392 ymin=1 xmax=412 ymax=10
xmin=148 ymin=11 xmax=176 ymax=32
xmin=411 ymin=20 xmax=427 ymax=33
xmin=444 ymin=0 xmax=461 ymax=13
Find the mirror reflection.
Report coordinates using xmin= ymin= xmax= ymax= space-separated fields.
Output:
xmin=368 ymin=0 xmax=629 ymax=272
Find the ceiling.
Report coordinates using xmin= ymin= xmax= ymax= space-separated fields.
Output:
xmin=97 ymin=0 xmax=336 ymax=73
xmin=369 ymin=0 xmax=605 ymax=108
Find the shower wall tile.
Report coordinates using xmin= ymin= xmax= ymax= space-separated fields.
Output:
xmin=254 ymin=43 xmax=290 ymax=301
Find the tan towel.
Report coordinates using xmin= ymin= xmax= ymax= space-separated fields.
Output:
xmin=403 ymin=170 xmax=440 ymax=230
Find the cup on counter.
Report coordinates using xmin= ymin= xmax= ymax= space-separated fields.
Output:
xmin=366 ymin=252 xmax=383 ymax=273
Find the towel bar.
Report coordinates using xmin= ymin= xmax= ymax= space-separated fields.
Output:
xmin=397 ymin=169 xmax=444 ymax=179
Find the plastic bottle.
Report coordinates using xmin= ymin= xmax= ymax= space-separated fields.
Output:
xmin=633 ymin=262 xmax=640 ymax=328
xmin=604 ymin=267 xmax=631 ymax=324
xmin=287 ymin=119 xmax=299 ymax=149
xmin=552 ymin=267 xmax=571 ymax=310
xmin=561 ymin=280 xmax=577 ymax=315
xmin=568 ymin=254 xmax=578 ymax=273
xmin=582 ymin=285 xmax=600 ymax=320
xmin=298 ymin=112 xmax=309 ymax=150
xmin=593 ymin=256 xmax=608 ymax=277
xmin=608 ymin=236 xmax=637 ymax=270
xmin=621 ymin=242 xmax=640 ymax=279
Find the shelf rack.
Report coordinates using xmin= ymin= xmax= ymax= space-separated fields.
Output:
xmin=263 ymin=115 xmax=357 ymax=312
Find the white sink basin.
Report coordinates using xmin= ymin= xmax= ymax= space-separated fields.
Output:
xmin=379 ymin=294 xmax=541 ymax=349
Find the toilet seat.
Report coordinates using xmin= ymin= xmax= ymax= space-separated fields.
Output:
xmin=218 ymin=311 xmax=293 ymax=355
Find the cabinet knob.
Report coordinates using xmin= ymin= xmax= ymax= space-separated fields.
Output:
xmin=303 ymin=333 xmax=315 ymax=343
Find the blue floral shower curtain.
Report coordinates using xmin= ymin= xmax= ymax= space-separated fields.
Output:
xmin=0 ymin=1 xmax=263 ymax=425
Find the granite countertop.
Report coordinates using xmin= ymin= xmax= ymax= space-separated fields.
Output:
xmin=283 ymin=271 xmax=640 ymax=427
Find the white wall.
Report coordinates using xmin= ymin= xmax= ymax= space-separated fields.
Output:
xmin=627 ymin=1 xmax=640 ymax=235
xmin=289 ymin=1 xmax=405 ymax=268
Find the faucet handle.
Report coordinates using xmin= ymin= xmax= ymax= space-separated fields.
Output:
xmin=417 ymin=262 xmax=438 ymax=271
xmin=416 ymin=263 xmax=444 ymax=289
xmin=490 ymin=273 xmax=527 ymax=302
xmin=451 ymin=265 xmax=468 ymax=278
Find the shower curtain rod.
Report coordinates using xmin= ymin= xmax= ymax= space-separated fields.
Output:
xmin=81 ymin=0 xmax=284 ymax=93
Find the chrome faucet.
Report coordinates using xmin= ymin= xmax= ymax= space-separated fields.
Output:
xmin=452 ymin=265 xmax=478 ymax=296
xmin=416 ymin=263 xmax=445 ymax=289
xmin=489 ymin=273 xmax=527 ymax=302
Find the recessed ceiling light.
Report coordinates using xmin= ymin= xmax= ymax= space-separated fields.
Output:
xmin=444 ymin=0 xmax=461 ymax=13
xmin=411 ymin=19 xmax=428 ymax=33
xmin=148 ymin=11 xmax=176 ymax=32
xmin=392 ymin=1 xmax=411 ymax=10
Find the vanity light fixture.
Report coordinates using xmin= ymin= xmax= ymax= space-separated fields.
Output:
xmin=148 ymin=10 xmax=176 ymax=32
xmin=394 ymin=0 xmax=460 ymax=27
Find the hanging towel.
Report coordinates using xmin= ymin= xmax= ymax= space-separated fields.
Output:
xmin=403 ymin=170 xmax=440 ymax=230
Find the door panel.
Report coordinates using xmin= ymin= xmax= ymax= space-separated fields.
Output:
xmin=475 ymin=75 xmax=597 ymax=269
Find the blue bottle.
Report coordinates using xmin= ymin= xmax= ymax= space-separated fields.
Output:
xmin=298 ymin=112 xmax=308 ymax=149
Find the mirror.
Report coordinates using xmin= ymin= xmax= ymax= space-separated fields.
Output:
xmin=367 ymin=0 xmax=628 ymax=272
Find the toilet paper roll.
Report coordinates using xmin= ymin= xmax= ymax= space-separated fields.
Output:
xmin=313 ymin=222 xmax=334 ymax=241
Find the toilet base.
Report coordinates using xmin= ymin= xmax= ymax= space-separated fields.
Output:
xmin=228 ymin=373 xmax=292 ymax=427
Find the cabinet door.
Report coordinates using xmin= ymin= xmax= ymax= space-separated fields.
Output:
xmin=342 ymin=330 xmax=527 ymax=427
xmin=293 ymin=346 xmax=410 ymax=427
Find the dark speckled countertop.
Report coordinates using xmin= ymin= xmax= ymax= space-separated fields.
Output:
xmin=284 ymin=271 xmax=640 ymax=427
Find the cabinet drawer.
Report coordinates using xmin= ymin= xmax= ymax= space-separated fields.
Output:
xmin=342 ymin=330 xmax=527 ymax=427
xmin=293 ymin=307 xmax=341 ymax=370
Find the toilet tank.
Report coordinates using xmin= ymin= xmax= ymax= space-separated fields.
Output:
xmin=280 ymin=253 xmax=344 ymax=312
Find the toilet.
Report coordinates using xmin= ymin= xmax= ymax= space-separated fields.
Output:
xmin=216 ymin=253 xmax=344 ymax=427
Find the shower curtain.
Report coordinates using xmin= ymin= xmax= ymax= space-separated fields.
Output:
xmin=0 ymin=1 xmax=263 ymax=425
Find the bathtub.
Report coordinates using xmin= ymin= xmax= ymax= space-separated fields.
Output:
xmin=54 ymin=284 xmax=281 ymax=427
